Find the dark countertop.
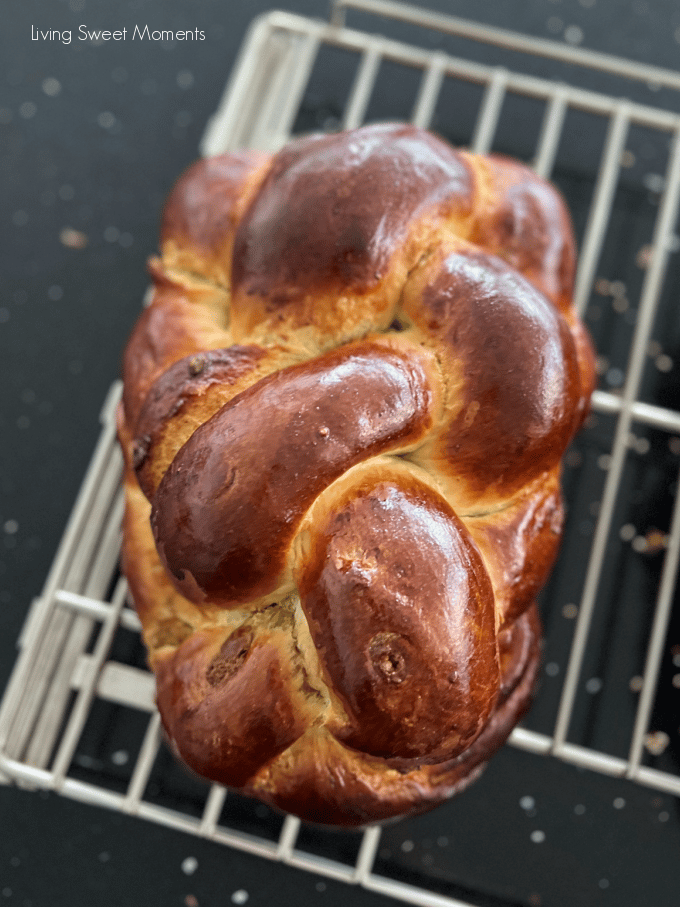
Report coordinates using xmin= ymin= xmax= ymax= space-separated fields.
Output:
xmin=2 ymin=1 xmax=680 ymax=905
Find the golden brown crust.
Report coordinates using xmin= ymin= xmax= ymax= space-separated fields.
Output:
xmin=243 ymin=603 xmax=541 ymax=827
xmin=229 ymin=124 xmax=475 ymax=348
xmin=160 ymin=149 xmax=271 ymax=286
xmin=152 ymin=620 xmax=321 ymax=789
xmin=150 ymin=338 xmax=439 ymax=608
xmin=464 ymin=152 xmax=576 ymax=312
xmin=132 ymin=343 xmax=294 ymax=499
xmin=121 ymin=270 xmax=231 ymax=429
xmin=118 ymin=123 xmax=595 ymax=827
xmin=295 ymin=460 xmax=499 ymax=767
xmin=465 ymin=470 xmax=564 ymax=628
xmin=401 ymin=241 xmax=583 ymax=511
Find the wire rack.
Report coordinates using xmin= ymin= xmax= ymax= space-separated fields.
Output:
xmin=2 ymin=2 xmax=680 ymax=906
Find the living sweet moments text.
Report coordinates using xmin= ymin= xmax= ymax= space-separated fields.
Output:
xmin=31 ymin=25 xmax=206 ymax=44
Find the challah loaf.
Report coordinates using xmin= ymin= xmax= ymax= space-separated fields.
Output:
xmin=117 ymin=123 xmax=595 ymax=827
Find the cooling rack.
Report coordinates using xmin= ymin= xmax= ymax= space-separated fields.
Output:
xmin=2 ymin=2 xmax=680 ymax=906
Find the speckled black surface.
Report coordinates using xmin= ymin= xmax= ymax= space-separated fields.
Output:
xmin=2 ymin=1 xmax=680 ymax=905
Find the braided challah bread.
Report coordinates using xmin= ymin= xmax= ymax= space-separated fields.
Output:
xmin=117 ymin=123 xmax=595 ymax=827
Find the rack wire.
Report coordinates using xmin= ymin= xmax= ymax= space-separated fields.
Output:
xmin=2 ymin=3 xmax=680 ymax=906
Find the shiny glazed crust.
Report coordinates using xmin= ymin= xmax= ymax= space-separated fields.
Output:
xmin=118 ymin=124 xmax=595 ymax=827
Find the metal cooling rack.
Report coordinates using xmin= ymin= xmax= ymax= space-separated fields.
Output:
xmin=2 ymin=3 xmax=680 ymax=906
